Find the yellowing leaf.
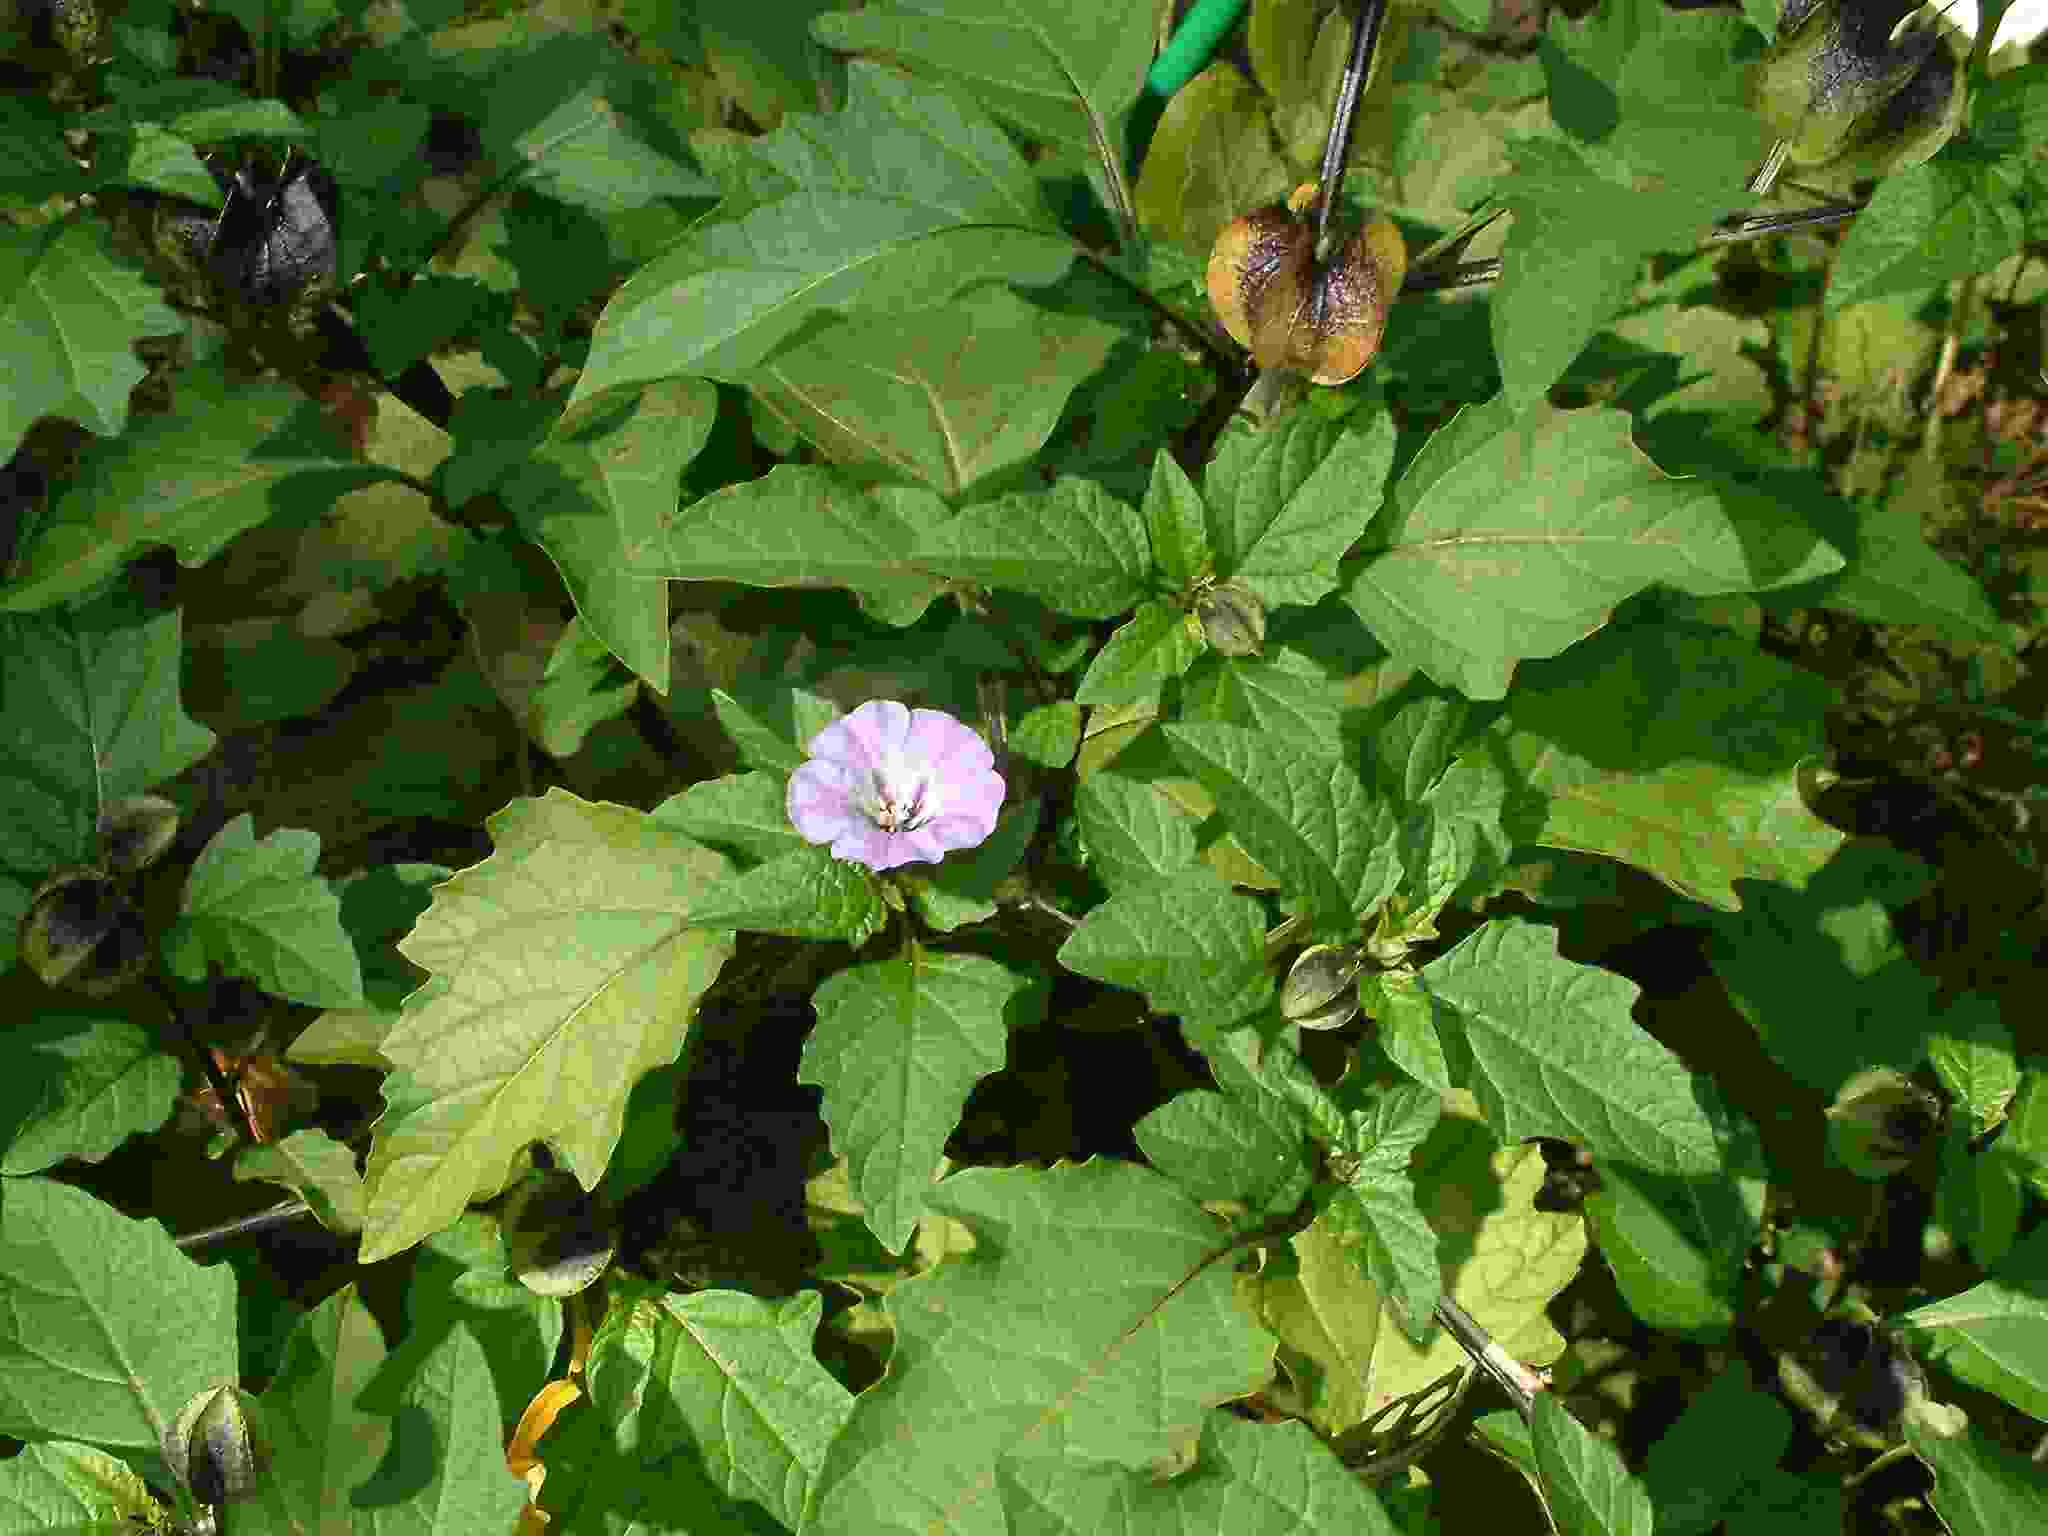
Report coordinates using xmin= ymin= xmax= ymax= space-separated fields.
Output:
xmin=1363 ymin=1092 xmax=1584 ymax=1416
xmin=359 ymin=790 xmax=734 ymax=1262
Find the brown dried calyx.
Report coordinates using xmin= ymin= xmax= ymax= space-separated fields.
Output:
xmin=1206 ymin=181 xmax=1407 ymax=386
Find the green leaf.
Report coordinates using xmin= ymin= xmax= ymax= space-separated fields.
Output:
xmin=584 ymin=1289 xmax=856 ymax=1533
xmin=915 ymin=477 xmax=1152 ymax=619
xmin=1140 ymin=448 xmax=1211 ymax=591
xmin=1936 ymin=1123 xmax=2024 ymax=1268
xmin=699 ymin=0 xmax=838 ymax=127
xmin=801 ymin=948 xmax=1025 ymax=1253
xmin=1074 ymin=599 xmax=1202 ymax=708
xmin=1233 ymin=414 xmax=1397 ymax=609
xmin=1345 ymin=397 xmax=1754 ymax=698
xmin=0 ymin=596 xmax=215 ymax=970
xmin=235 ymin=1129 xmax=367 ymax=1235
xmin=1828 ymin=159 xmax=2026 ymax=312
xmin=998 ymin=1412 xmax=1401 ymax=1534
xmin=1201 ymin=410 xmax=1347 ymax=581
xmin=0 ymin=96 xmax=86 ymax=201
xmin=566 ymin=63 xmax=1072 ymax=416
xmin=686 ymin=844 xmax=887 ymax=944
xmin=1927 ymin=995 xmax=2019 ymax=1136
xmin=0 ymin=1013 xmax=180 ymax=1175
xmin=747 ymin=285 xmax=1120 ymax=498
xmin=0 ymin=1437 xmax=174 ymax=1535
xmin=1785 ymin=471 xmax=2005 ymax=644
xmin=807 ymin=1161 xmax=1277 ymax=1536
xmin=1133 ymin=60 xmax=1294 ymax=255
xmin=2010 ymin=1073 xmax=2048 ymax=1202
xmin=813 ymin=0 xmax=1154 ymax=161
xmin=347 ymin=1320 xmax=528 ymax=1534
xmin=1702 ymin=843 xmax=1939 ymax=1095
xmin=1359 ymin=1095 xmax=1585 ymax=1408
xmin=652 ymin=771 xmax=811 ymax=864
xmin=1542 ymin=0 xmax=1659 ymax=106
xmin=1163 ymin=723 xmax=1401 ymax=936
xmin=504 ymin=380 xmax=717 ymax=689
xmin=1491 ymin=138 xmax=1735 ymax=411
xmin=1315 ymin=1083 xmax=1446 ymax=1344
xmin=1057 ymin=867 xmax=1272 ymax=1026
xmin=1179 ymin=654 xmax=1344 ymax=754
xmin=359 ymin=790 xmax=735 ymax=1263
xmin=196 ymin=619 xmax=357 ymax=732
xmin=0 ymin=220 xmax=182 ymax=464
xmin=313 ymin=96 xmax=434 ymax=189
xmin=0 ymin=1179 xmax=238 ymax=1454
xmin=163 ymin=815 xmax=367 ymax=1009
xmin=1970 ymin=58 xmax=2048 ymax=154
xmin=1907 ymin=1417 xmax=2048 ymax=1536
xmin=0 ymin=361 xmax=381 ymax=614
xmin=403 ymin=1215 xmax=565 ymax=1441
xmin=1254 ymin=1210 xmax=1387 ymax=1436
xmin=1011 ymin=700 xmax=1082 ymax=768
xmin=287 ymin=864 xmax=448 ymax=1072
xmin=1532 ymin=1391 xmax=1656 ymax=1536
xmin=1073 ymin=772 xmax=1201 ymax=893
xmin=1422 ymin=920 xmax=1723 ymax=1175
xmin=1134 ymin=1088 xmax=1313 ymax=1215
xmin=1587 ymin=1157 xmax=1764 ymax=1340
xmin=1900 ymin=1248 xmax=2048 ymax=1421
xmin=523 ymin=619 xmax=639 ymax=759
xmin=245 ymin=1285 xmax=389 ymax=1532
xmin=904 ymin=799 xmax=1041 ymax=933
xmin=1640 ymin=1361 xmax=1791 ymax=1536
xmin=511 ymin=81 xmax=712 ymax=214
xmin=163 ymin=96 xmax=310 ymax=143
xmin=633 ymin=466 xmax=949 ymax=628
xmin=1485 ymin=621 xmax=1845 ymax=911
xmin=712 ymin=686 xmax=846 ymax=774
xmin=532 ymin=1384 xmax=789 ymax=1533
xmin=1610 ymin=15 xmax=1763 ymax=194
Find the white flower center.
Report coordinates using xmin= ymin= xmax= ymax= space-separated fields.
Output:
xmin=864 ymin=749 xmax=938 ymax=833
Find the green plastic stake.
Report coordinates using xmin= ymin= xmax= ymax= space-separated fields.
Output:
xmin=1145 ymin=0 xmax=1250 ymax=97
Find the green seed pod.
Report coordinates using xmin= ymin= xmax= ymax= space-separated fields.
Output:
xmin=1280 ymin=944 xmax=1364 ymax=1031
xmin=1750 ymin=0 xmax=1949 ymax=172
xmin=1196 ymin=583 xmax=1266 ymax=657
xmin=502 ymin=1169 xmax=618 ymax=1298
xmin=19 ymin=0 xmax=101 ymax=63
xmin=98 ymin=794 xmax=181 ymax=874
xmin=1779 ymin=1315 xmax=1925 ymax=1449
xmin=163 ymin=1385 xmax=267 ymax=1508
xmin=1813 ymin=29 xmax=1963 ymax=186
xmin=1824 ymin=1067 xmax=1941 ymax=1178
xmin=19 ymin=867 xmax=147 ymax=994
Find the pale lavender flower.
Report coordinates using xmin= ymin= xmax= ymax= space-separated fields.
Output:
xmin=786 ymin=701 xmax=1005 ymax=872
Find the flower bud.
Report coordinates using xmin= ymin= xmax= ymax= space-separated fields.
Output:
xmin=164 ymin=1385 xmax=267 ymax=1507
xmin=98 ymin=794 xmax=181 ymax=874
xmin=1281 ymin=944 xmax=1364 ymax=1031
xmin=1206 ymin=182 xmax=1406 ymax=386
xmin=19 ymin=867 xmax=147 ymax=994
xmin=1750 ymin=0 xmax=1960 ymax=177
xmin=1196 ymin=583 xmax=1265 ymax=657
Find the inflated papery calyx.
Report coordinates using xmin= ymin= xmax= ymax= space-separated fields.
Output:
xmin=1206 ymin=181 xmax=1407 ymax=386
xmin=1751 ymin=0 xmax=1960 ymax=174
